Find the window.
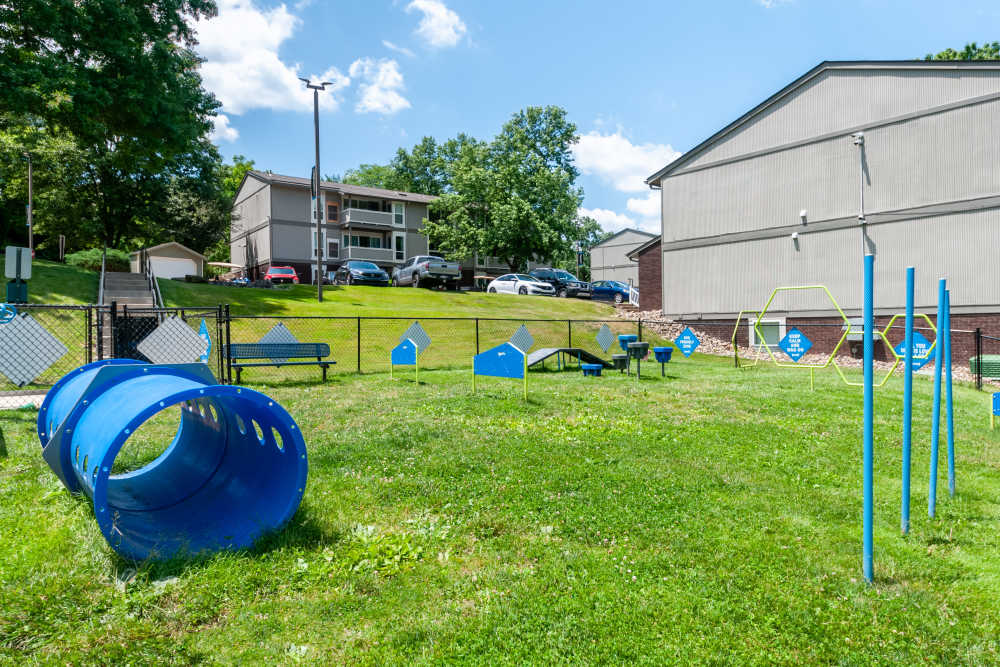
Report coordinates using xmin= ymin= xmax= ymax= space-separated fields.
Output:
xmin=328 ymin=240 xmax=339 ymax=258
xmin=750 ymin=318 xmax=786 ymax=348
xmin=342 ymin=235 xmax=382 ymax=248
xmin=327 ymin=203 xmax=339 ymax=222
xmin=346 ymin=198 xmax=381 ymax=212
xmin=394 ymin=233 xmax=405 ymax=261
xmin=313 ymin=230 xmax=326 ymax=257
xmin=392 ymin=202 xmax=404 ymax=227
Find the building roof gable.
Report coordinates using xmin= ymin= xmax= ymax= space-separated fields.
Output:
xmin=246 ymin=170 xmax=438 ymax=204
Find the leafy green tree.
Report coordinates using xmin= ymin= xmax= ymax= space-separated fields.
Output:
xmin=222 ymin=155 xmax=256 ymax=202
xmin=342 ymin=163 xmax=401 ymax=189
xmin=925 ymin=41 xmax=1000 ymax=60
xmin=424 ymin=106 xmax=583 ymax=272
xmin=1 ymin=0 xmax=224 ymax=248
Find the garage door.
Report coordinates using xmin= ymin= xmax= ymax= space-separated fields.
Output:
xmin=151 ymin=256 xmax=197 ymax=279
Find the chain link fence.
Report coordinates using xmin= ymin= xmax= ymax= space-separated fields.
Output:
xmin=2 ymin=303 xmax=999 ymax=395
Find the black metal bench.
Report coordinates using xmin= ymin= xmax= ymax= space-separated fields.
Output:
xmin=225 ymin=343 xmax=334 ymax=383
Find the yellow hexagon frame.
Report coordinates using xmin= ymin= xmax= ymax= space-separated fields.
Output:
xmin=754 ymin=285 xmax=849 ymax=369
xmin=731 ymin=309 xmax=764 ymax=369
xmin=832 ymin=328 xmax=900 ymax=388
xmin=882 ymin=312 xmax=938 ymax=362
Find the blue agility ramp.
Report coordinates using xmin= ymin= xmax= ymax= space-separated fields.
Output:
xmin=38 ymin=360 xmax=308 ymax=561
xmin=472 ymin=342 xmax=527 ymax=399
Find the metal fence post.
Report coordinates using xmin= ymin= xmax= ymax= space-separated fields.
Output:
xmin=357 ymin=317 xmax=361 ymax=373
xmin=86 ymin=305 xmax=93 ymax=364
xmin=475 ymin=318 xmax=480 ymax=355
xmin=97 ymin=305 xmax=104 ymax=360
xmin=975 ymin=327 xmax=983 ymax=391
xmin=215 ymin=305 xmax=224 ymax=381
xmin=638 ymin=319 xmax=643 ymax=342
xmin=567 ymin=320 xmax=572 ymax=348
xmin=225 ymin=305 xmax=232 ymax=385
xmin=110 ymin=301 xmax=119 ymax=358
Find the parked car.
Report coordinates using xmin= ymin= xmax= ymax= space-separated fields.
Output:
xmin=486 ymin=274 xmax=555 ymax=296
xmin=264 ymin=266 xmax=299 ymax=285
xmin=392 ymin=255 xmax=461 ymax=289
xmin=333 ymin=260 xmax=390 ymax=286
xmin=528 ymin=268 xmax=590 ymax=298
xmin=590 ymin=280 xmax=632 ymax=304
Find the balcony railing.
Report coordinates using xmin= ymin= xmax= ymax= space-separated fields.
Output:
xmin=341 ymin=208 xmax=398 ymax=228
xmin=341 ymin=246 xmax=397 ymax=263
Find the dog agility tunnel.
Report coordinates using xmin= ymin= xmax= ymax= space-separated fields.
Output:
xmin=38 ymin=360 xmax=308 ymax=561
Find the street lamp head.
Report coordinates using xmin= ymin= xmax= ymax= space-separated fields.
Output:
xmin=300 ymin=78 xmax=331 ymax=91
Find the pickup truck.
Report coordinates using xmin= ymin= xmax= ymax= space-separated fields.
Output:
xmin=391 ymin=255 xmax=462 ymax=289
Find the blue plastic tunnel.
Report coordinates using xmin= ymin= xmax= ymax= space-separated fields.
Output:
xmin=38 ymin=360 xmax=308 ymax=561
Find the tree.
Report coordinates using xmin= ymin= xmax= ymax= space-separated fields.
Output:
xmin=221 ymin=155 xmax=256 ymax=202
xmin=342 ymin=163 xmax=401 ymax=189
xmin=925 ymin=41 xmax=1000 ymax=60
xmin=1 ymin=0 xmax=224 ymax=248
xmin=423 ymin=107 xmax=583 ymax=272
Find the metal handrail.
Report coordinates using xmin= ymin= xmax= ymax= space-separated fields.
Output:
xmin=98 ymin=247 xmax=107 ymax=305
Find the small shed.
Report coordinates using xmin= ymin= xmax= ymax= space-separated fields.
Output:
xmin=130 ymin=242 xmax=207 ymax=279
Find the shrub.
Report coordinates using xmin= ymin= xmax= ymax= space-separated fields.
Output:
xmin=66 ymin=248 xmax=130 ymax=272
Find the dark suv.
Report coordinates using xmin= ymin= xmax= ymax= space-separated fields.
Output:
xmin=529 ymin=268 xmax=590 ymax=298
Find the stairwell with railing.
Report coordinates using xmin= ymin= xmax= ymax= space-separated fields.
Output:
xmin=99 ymin=248 xmax=163 ymax=355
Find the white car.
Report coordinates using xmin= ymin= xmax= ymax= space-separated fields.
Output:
xmin=486 ymin=273 xmax=555 ymax=296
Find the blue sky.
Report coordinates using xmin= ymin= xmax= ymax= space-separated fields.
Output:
xmin=196 ymin=0 xmax=1000 ymax=233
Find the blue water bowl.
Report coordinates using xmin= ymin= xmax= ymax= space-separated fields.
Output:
xmin=581 ymin=363 xmax=603 ymax=377
xmin=653 ymin=347 xmax=673 ymax=363
xmin=618 ymin=334 xmax=638 ymax=353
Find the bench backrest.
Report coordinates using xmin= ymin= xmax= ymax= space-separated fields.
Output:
xmin=225 ymin=343 xmax=330 ymax=360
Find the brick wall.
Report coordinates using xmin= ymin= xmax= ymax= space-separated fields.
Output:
xmin=636 ymin=239 xmax=661 ymax=311
xmin=703 ymin=313 xmax=1000 ymax=369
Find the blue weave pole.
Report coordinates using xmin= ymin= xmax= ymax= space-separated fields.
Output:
xmin=945 ymin=289 xmax=955 ymax=497
xmin=862 ymin=254 xmax=874 ymax=584
xmin=38 ymin=360 xmax=308 ymax=561
xmin=901 ymin=267 xmax=914 ymax=535
xmin=929 ymin=279 xmax=946 ymax=518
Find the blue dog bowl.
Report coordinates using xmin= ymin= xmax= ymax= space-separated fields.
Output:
xmin=581 ymin=363 xmax=603 ymax=377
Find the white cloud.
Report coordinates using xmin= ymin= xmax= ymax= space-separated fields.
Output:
xmin=757 ymin=0 xmax=792 ymax=7
xmin=383 ymin=40 xmax=415 ymax=58
xmin=349 ymin=58 xmax=411 ymax=115
xmin=578 ymin=207 xmax=637 ymax=232
xmin=193 ymin=0 xmax=349 ymax=114
xmin=573 ymin=130 xmax=680 ymax=193
xmin=209 ymin=114 xmax=239 ymax=142
xmin=406 ymin=0 xmax=467 ymax=48
xmin=626 ymin=192 xmax=659 ymax=219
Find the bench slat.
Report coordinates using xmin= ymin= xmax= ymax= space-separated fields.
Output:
xmin=231 ymin=361 xmax=335 ymax=368
xmin=225 ymin=343 xmax=330 ymax=360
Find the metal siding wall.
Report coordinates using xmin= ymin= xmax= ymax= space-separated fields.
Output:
xmin=270 ymin=221 xmax=309 ymax=261
xmin=661 ymin=209 xmax=1000 ymax=316
xmin=271 ymin=186 xmax=310 ymax=222
xmin=684 ymin=69 xmax=1000 ymax=169
xmin=661 ymin=98 xmax=1000 ymax=241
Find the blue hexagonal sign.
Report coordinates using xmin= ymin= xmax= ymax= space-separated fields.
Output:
xmin=674 ymin=327 xmax=700 ymax=358
xmin=894 ymin=330 xmax=934 ymax=371
xmin=778 ymin=328 xmax=812 ymax=362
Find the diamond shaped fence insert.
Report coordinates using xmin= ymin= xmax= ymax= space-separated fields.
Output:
xmin=509 ymin=325 xmax=534 ymax=353
xmin=259 ymin=322 xmax=300 ymax=362
xmin=400 ymin=321 xmax=431 ymax=353
xmin=0 ymin=314 xmax=68 ymax=387
xmin=136 ymin=316 xmax=210 ymax=365
xmin=596 ymin=324 xmax=615 ymax=353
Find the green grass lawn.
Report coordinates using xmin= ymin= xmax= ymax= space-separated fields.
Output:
xmin=160 ymin=279 xmax=618 ymax=319
xmin=3 ymin=356 xmax=1000 ymax=663
xmin=0 ymin=258 xmax=98 ymax=305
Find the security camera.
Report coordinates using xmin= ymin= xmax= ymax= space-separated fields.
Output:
xmin=791 ymin=232 xmax=799 ymax=240
xmin=851 ymin=132 xmax=865 ymax=146
xmin=799 ymin=210 xmax=807 ymax=225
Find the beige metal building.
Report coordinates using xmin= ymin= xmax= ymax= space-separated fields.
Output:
xmin=645 ymin=60 xmax=1000 ymax=347
xmin=589 ymin=228 xmax=657 ymax=284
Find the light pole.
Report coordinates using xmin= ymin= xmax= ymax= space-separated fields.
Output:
xmin=300 ymin=78 xmax=332 ymax=302
xmin=23 ymin=152 xmax=32 ymax=254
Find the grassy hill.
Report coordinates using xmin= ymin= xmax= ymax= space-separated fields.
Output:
xmin=160 ymin=279 xmax=619 ymax=319
xmin=0 ymin=258 xmax=98 ymax=305
xmin=3 ymin=357 xmax=1000 ymax=662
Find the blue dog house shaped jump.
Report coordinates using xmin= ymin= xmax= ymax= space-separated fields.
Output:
xmin=472 ymin=342 xmax=528 ymax=399
xmin=37 ymin=360 xmax=308 ymax=561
